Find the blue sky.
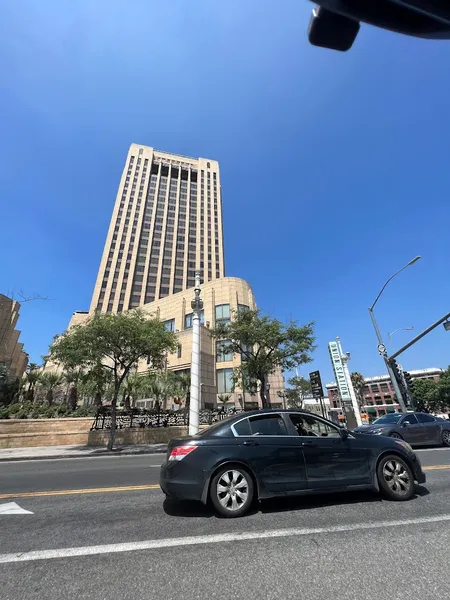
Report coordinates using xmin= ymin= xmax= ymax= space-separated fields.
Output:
xmin=1 ymin=0 xmax=449 ymax=384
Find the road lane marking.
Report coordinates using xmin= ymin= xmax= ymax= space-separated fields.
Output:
xmin=0 ymin=502 xmax=33 ymax=515
xmin=0 ymin=485 xmax=160 ymax=500
xmin=0 ymin=464 xmax=448 ymax=500
xmin=2 ymin=513 xmax=450 ymax=563
xmin=422 ymin=465 xmax=450 ymax=471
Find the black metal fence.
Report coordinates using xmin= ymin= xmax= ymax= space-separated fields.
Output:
xmin=90 ymin=407 xmax=244 ymax=431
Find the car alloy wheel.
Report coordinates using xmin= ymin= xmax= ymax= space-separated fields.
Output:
xmin=390 ymin=432 xmax=403 ymax=439
xmin=210 ymin=466 xmax=254 ymax=518
xmin=442 ymin=430 xmax=450 ymax=447
xmin=377 ymin=455 xmax=414 ymax=501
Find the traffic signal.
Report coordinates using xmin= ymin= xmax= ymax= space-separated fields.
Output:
xmin=403 ymin=371 xmax=413 ymax=391
xmin=388 ymin=358 xmax=404 ymax=388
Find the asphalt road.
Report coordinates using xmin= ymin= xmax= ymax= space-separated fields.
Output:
xmin=1 ymin=448 xmax=450 ymax=600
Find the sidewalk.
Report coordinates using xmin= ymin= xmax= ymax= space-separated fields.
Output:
xmin=0 ymin=443 xmax=168 ymax=462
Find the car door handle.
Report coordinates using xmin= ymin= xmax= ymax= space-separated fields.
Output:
xmin=243 ymin=440 xmax=259 ymax=446
xmin=301 ymin=440 xmax=316 ymax=446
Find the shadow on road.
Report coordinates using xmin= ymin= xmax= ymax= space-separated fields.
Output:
xmin=163 ymin=485 xmax=430 ymax=518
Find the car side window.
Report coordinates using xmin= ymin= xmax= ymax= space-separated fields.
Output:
xmin=416 ymin=413 xmax=436 ymax=423
xmin=233 ymin=418 xmax=251 ymax=436
xmin=289 ymin=414 xmax=341 ymax=438
xmin=248 ymin=414 xmax=287 ymax=436
xmin=402 ymin=414 xmax=419 ymax=425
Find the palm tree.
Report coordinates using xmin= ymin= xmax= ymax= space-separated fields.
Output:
xmin=143 ymin=372 xmax=175 ymax=411
xmin=62 ymin=368 xmax=83 ymax=411
xmin=351 ymin=372 xmax=366 ymax=411
xmin=24 ymin=365 xmax=41 ymax=403
xmin=39 ymin=373 xmax=61 ymax=405
xmin=217 ymin=394 xmax=231 ymax=409
xmin=79 ymin=363 xmax=112 ymax=407
xmin=120 ymin=373 xmax=145 ymax=411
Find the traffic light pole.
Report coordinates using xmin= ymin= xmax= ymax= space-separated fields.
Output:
xmin=389 ymin=310 xmax=450 ymax=361
xmin=368 ymin=307 xmax=407 ymax=412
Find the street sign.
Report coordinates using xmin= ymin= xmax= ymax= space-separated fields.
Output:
xmin=377 ymin=343 xmax=386 ymax=355
xmin=309 ymin=370 xmax=324 ymax=399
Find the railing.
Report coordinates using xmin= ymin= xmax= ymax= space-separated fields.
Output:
xmin=90 ymin=407 xmax=244 ymax=431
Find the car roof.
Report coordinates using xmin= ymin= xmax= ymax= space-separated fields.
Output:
xmin=225 ymin=408 xmax=326 ymax=423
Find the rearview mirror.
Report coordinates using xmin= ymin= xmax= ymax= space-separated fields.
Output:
xmin=340 ymin=428 xmax=349 ymax=440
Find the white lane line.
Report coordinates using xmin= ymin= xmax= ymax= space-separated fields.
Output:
xmin=0 ymin=455 xmax=165 ymax=466
xmin=1 ymin=513 xmax=450 ymax=564
xmin=0 ymin=502 xmax=33 ymax=515
xmin=416 ymin=448 xmax=450 ymax=453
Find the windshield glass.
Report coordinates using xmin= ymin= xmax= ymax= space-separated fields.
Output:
xmin=372 ymin=413 xmax=403 ymax=425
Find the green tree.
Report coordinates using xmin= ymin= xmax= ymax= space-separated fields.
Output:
xmin=217 ymin=393 xmax=231 ymax=408
xmin=350 ymin=372 xmax=366 ymax=410
xmin=48 ymin=310 xmax=177 ymax=450
xmin=120 ymin=372 xmax=146 ymax=411
xmin=62 ymin=368 xmax=84 ymax=411
xmin=144 ymin=371 xmax=177 ymax=411
xmin=24 ymin=363 xmax=40 ymax=402
xmin=285 ymin=376 xmax=311 ymax=409
xmin=39 ymin=372 xmax=61 ymax=405
xmin=79 ymin=362 xmax=113 ymax=407
xmin=212 ymin=309 xmax=315 ymax=409
xmin=434 ymin=367 xmax=450 ymax=412
xmin=411 ymin=377 xmax=438 ymax=412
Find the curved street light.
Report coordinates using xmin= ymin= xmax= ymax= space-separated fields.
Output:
xmin=388 ymin=327 xmax=414 ymax=341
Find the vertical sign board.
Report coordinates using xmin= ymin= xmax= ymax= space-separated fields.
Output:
xmin=309 ymin=371 xmax=324 ymax=398
xmin=328 ymin=341 xmax=352 ymax=405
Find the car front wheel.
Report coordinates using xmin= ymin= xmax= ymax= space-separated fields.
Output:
xmin=210 ymin=465 xmax=254 ymax=518
xmin=377 ymin=455 xmax=415 ymax=501
xmin=442 ymin=430 xmax=450 ymax=447
xmin=389 ymin=432 xmax=403 ymax=439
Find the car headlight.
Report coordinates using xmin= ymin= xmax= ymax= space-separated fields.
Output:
xmin=373 ymin=428 xmax=386 ymax=435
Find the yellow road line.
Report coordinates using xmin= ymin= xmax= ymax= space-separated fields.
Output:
xmin=0 ymin=484 xmax=160 ymax=500
xmin=423 ymin=465 xmax=450 ymax=471
xmin=1 ymin=465 xmax=449 ymax=500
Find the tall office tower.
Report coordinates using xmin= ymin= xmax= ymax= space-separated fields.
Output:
xmin=90 ymin=144 xmax=225 ymax=313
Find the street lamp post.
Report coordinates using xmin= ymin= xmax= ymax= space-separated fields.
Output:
xmin=368 ymin=256 xmax=421 ymax=412
xmin=388 ymin=327 xmax=414 ymax=342
xmin=189 ymin=271 xmax=203 ymax=435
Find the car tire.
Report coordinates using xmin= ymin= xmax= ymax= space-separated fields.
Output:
xmin=442 ymin=430 xmax=450 ymax=447
xmin=210 ymin=465 xmax=254 ymax=518
xmin=389 ymin=432 xmax=403 ymax=440
xmin=377 ymin=454 xmax=415 ymax=501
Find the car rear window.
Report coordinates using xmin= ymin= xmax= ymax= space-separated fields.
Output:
xmin=249 ymin=414 xmax=287 ymax=436
xmin=233 ymin=418 xmax=251 ymax=436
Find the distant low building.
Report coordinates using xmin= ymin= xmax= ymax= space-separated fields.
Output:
xmin=326 ymin=367 xmax=443 ymax=420
xmin=0 ymin=294 xmax=28 ymax=379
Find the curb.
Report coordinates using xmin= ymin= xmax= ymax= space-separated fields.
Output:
xmin=0 ymin=446 xmax=168 ymax=462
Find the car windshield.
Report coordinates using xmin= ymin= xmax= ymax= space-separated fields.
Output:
xmin=372 ymin=413 xmax=403 ymax=425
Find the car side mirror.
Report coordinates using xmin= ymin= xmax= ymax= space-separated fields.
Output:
xmin=340 ymin=428 xmax=349 ymax=440
xmin=401 ymin=422 xmax=409 ymax=427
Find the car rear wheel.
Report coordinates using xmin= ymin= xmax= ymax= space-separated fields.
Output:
xmin=210 ymin=465 xmax=254 ymax=518
xmin=389 ymin=432 xmax=403 ymax=440
xmin=442 ymin=430 xmax=450 ymax=447
xmin=377 ymin=455 xmax=415 ymax=501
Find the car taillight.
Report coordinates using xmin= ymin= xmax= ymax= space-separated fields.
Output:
xmin=168 ymin=445 xmax=197 ymax=461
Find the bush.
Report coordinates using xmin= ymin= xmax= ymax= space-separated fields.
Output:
xmin=0 ymin=402 xmax=96 ymax=419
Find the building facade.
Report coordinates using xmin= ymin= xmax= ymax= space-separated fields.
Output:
xmin=326 ymin=367 xmax=443 ymax=420
xmin=54 ymin=143 xmax=286 ymax=409
xmin=90 ymin=144 xmax=225 ymax=314
xmin=69 ymin=277 xmax=284 ymax=409
xmin=0 ymin=294 xmax=28 ymax=379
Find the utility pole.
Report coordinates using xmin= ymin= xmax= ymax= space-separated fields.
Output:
xmin=368 ymin=256 xmax=421 ymax=412
xmin=189 ymin=271 xmax=203 ymax=436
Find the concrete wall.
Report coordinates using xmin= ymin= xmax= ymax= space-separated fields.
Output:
xmin=0 ymin=418 xmax=188 ymax=449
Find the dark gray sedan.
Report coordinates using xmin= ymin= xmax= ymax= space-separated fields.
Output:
xmin=354 ymin=412 xmax=450 ymax=447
